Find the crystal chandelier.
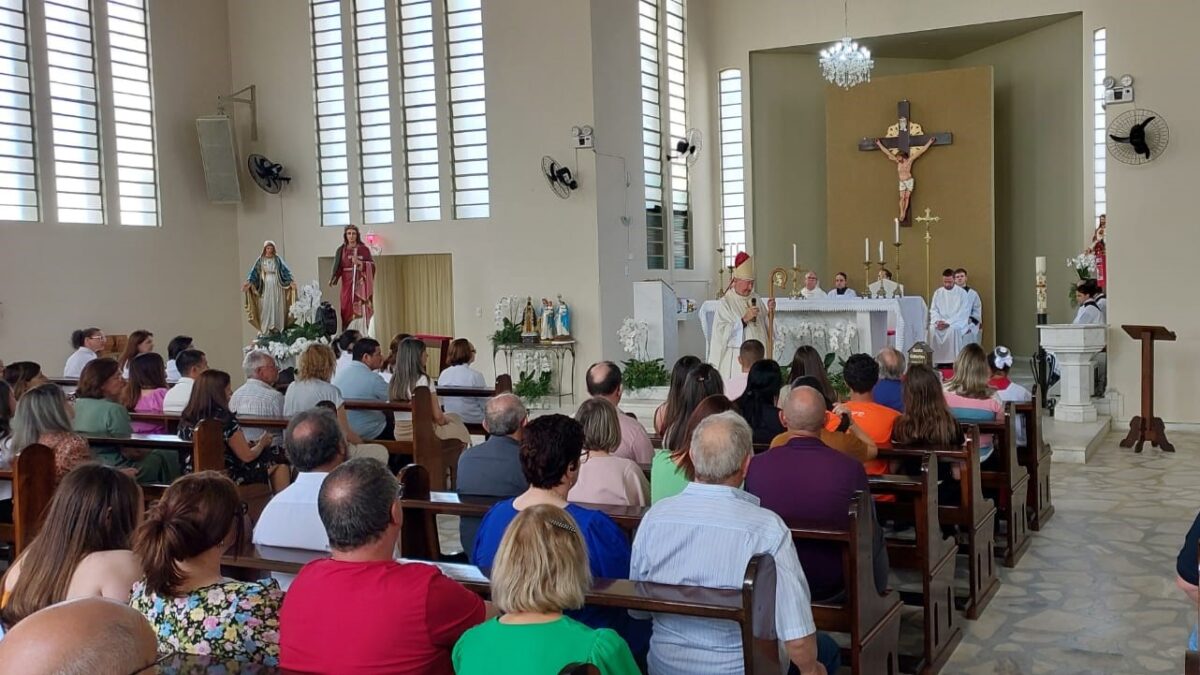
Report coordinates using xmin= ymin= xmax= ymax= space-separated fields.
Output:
xmin=818 ymin=0 xmax=873 ymax=89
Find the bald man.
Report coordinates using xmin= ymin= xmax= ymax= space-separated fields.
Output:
xmin=0 ymin=597 xmax=159 ymax=675
xmin=744 ymin=386 xmax=888 ymax=602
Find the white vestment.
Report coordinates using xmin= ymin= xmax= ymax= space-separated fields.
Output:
xmin=706 ymin=289 xmax=766 ymax=380
xmin=1072 ymin=300 xmax=1105 ymax=325
xmin=827 ymin=288 xmax=858 ymax=300
xmin=800 ymin=286 xmax=826 ymax=299
xmin=962 ymin=286 xmax=982 ymax=348
xmin=929 ymin=285 xmax=975 ymax=364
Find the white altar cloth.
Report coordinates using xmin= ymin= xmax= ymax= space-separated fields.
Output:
xmin=699 ymin=297 xmax=928 ymax=361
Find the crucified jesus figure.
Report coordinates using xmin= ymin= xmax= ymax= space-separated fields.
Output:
xmin=875 ymin=136 xmax=935 ymax=221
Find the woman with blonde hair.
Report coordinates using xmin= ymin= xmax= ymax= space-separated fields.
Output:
xmin=283 ymin=343 xmax=389 ymax=465
xmin=453 ymin=504 xmax=640 ymax=675
xmin=569 ymin=398 xmax=649 ymax=507
xmin=942 ymin=343 xmax=1003 ymax=463
xmin=388 ymin=338 xmax=471 ymax=447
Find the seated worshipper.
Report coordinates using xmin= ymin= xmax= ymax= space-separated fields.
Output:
xmin=747 ymin=387 xmax=888 ymax=602
xmin=117 ymin=329 xmax=154 ymax=380
xmin=827 ymin=271 xmax=859 ymax=299
xmin=954 ymin=268 xmax=983 ymax=334
xmin=437 ymin=338 xmax=487 ymax=425
xmin=631 ymin=411 xmax=841 ymax=675
xmin=734 ymin=359 xmax=785 ymax=446
xmin=872 ymin=347 xmax=906 ymax=412
xmin=824 ymin=353 xmax=900 ymax=474
xmin=0 ymin=465 xmax=142 ymax=630
xmin=0 ymin=381 xmax=12 ymax=463
xmin=800 ymin=270 xmax=826 ymax=299
xmin=788 ymin=345 xmax=836 ymax=408
xmin=584 ymin=361 xmax=654 ymax=464
xmin=388 ymin=337 xmax=472 ymax=447
xmin=164 ymin=335 xmax=193 ymax=383
xmin=1175 ymin=508 xmax=1200 ymax=651
xmin=63 ymin=327 xmax=104 ymax=378
xmin=131 ymin=471 xmax=282 ymax=665
xmin=333 ymin=329 xmax=362 ymax=375
xmin=161 ymin=348 xmax=208 ymax=414
xmin=285 ymin=343 xmax=389 ymax=464
xmin=332 ymin=337 xmax=394 ymax=441
xmin=179 ymin=370 xmax=289 ymax=491
xmin=380 ymin=331 xmax=413 ymax=384
xmin=707 ymin=252 xmax=772 ymax=380
xmin=660 ymin=363 xmax=724 ymax=453
xmin=724 ymin=339 xmax=764 ymax=401
xmin=4 ymin=361 xmax=49 ymax=400
xmin=72 ymin=358 xmax=176 ymax=484
xmin=473 ymin=414 xmax=647 ymax=655
xmin=929 ymin=269 xmax=977 ymax=367
xmin=569 ymin=398 xmax=650 ymax=507
xmin=0 ymin=597 xmax=159 ymax=675
xmin=942 ymin=344 xmax=1003 ymax=463
xmin=1073 ymin=278 xmax=1106 ymax=325
xmin=280 ymin=458 xmax=485 ymax=674
xmin=892 ymin=365 xmax=967 ymax=503
xmin=987 ymin=346 xmax=1031 ymax=446
xmin=453 ymin=504 xmax=640 ymax=675
xmin=229 ymin=349 xmax=285 ymax=444
xmin=9 ymin=384 xmax=92 ymax=485
xmin=458 ymin=393 xmax=530 ymax=558
xmin=770 ymin=375 xmax=876 ymax=464
xmin=651 ymin=395 xmax=735 ymax=503
xmin=653 ymin=354 xmax=700 ymax=436
xmin=121 ymin=352 xmax=169 ymax=434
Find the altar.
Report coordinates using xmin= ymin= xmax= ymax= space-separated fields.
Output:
xmin=698 ymin=297 xmax=928 ymax=362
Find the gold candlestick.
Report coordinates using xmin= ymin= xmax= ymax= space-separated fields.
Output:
xmin=863 ymin=260 xmax=872 ymax=296
xmin=892 ymin=242 xmax=902 ymax=282
xmin=715 ymin=247 xmax=726 ymax=299
xmin=790 ymin=266 xmax=801 ymax=299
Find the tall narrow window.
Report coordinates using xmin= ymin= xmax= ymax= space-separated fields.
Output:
xmin=398 ymin=0 xmax=439 ymax=221
xmin=45 ymin=0 xmax=103 ymax=224
xmin=1092 ymin=28 xmax=1106 ymax=224
xmin=0 ymin=0 xmax=38 ymax=221
xmin=310 ymin=0 xmax=351 ymax=227
xmin=444 ymin=0 xmax=487 ymax=219
xmin=106 ymin=0 xmax=158 ymax=226
xmin=354 ymin=0 xmax=393 ymax=224
xmin=718 ymin=69 xmax=744 ymax=267
xmin=664 ymin=0 xmax=688 ymax=269
xmin=639 ymin=0 xmax=664 ymax=270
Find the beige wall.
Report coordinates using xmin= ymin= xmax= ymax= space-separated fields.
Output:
xmin=0 ymin=0 xmax=243 ymax=375
xmin=693 ymin=0 xmax=1200 ymax=422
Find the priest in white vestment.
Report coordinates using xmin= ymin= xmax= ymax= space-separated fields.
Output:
xmin=800 ymin=271 xmax=826 ymax=299
xmin=706 ymin=252 xmax=773 ymax=379
xmin=955 ymin=268 xmax=983 ymax=344
xmin=929 ymin=269 xmax=976 ymax=366
xmin=826 ymin=272 xmax=858 ymax=299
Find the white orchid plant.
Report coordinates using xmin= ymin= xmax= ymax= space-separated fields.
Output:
xmin=617 ymin=318 xmax=668 ymax=391
xmin=247 ymin=280 xmax=332 ymax=361
xmin=511 ymin=349 xmax=553 ymax=405
xmin=490 ymin=295 xmax=526 ymax=347
xmin=1067 ymin=252 xmax=1100 ymax=306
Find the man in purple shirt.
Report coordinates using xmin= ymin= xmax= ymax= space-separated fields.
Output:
xmin=745 ymin=385 xmax=889 ymax=601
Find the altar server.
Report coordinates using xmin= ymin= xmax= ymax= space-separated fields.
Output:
xmin=827 ymin=272 xmax=858 ymax=299
xmin=929 ymin=269 xmax=976 ymax=366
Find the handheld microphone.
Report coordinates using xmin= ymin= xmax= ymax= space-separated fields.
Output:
xmin=750 ymin=298 xmax=757 ymax=307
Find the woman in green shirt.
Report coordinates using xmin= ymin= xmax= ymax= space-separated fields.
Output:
xmin=650 ymin=394 xmax=734 ymax=503
xmin=72 ymin=358 xmax=178 ymax=484
xmin=452 ymin=504 xmax=640 ymax=675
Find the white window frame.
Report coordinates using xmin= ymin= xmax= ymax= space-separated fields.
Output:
xmin=1092 ymin=28 xmax=1106 ymax=226
xmin=641 ymin=0 xmax=690 ymax=270
xmin=717 ymin=68 xmax=744 ymax=268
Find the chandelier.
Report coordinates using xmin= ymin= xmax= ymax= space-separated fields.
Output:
xmin=818 ymin=1 xmax=873 ymax=89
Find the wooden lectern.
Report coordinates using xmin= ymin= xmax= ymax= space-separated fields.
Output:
xmin=1119 ymin=324 xmax=1176 ymax=453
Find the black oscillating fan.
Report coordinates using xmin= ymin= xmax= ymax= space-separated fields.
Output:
xmin=247 ymin=154 xmax=292 ymax=194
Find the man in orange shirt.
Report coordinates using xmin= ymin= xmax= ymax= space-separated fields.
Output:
xmin=825 ymin=354 xmax=901 ymax=475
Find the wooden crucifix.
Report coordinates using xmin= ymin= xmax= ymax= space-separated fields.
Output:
xmin=858 ymin=99 xmax=953 ymax=224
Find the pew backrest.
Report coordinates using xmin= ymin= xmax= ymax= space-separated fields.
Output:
xmin=0 ymin=444 xmax=56 ymax=556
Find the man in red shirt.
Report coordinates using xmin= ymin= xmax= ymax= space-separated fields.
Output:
xmin=825 ymin=354 xmax=901 ymax=475
xmin=280 ymin=458 xmax=486 ymax=674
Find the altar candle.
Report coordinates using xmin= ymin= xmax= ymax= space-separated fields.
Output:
xmin=894 ymin=218 xmax=900 ymax=243
xmin=864 ymin=238 xmax=869 ymax=261
xmin=792 ymin=243 xmax=797 ymax=268
xmin=878 ymin=240 xmax=884 ymax=263
xmin=1035 ymin=256 xmax=1046 ymax=275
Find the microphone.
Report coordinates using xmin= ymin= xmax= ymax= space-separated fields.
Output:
xmin=750 ymin=297 xmax=757 ymax=307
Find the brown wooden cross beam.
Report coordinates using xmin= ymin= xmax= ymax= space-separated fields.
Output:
xmin=859 ymin=99 xmax=954 ymax=224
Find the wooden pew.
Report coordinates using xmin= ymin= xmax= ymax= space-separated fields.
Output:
xmin=870 ymin=455 xmax=962 ymax=675
xmin=1015 ymin=391 xmax=1054 ymax=531
xmin=0 ymin=444 xmax=55 ymax=557
xmin=397 ymin=464 xmax=900 ymax=675
xmin=345 ymin=373 xmax=513 ymax=438
xmin=877 ymin=427 xmax=999 ymax=620
xmin=221 ymin=547 xmax=783 ymax=675
xmin=972 ymin=406 xmax=1031 ymax=567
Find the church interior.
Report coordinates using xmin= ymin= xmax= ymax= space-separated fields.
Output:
xmin=0 ymin=0 xmax=1198 ymax=673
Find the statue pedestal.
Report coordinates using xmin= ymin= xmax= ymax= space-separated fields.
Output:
xmin=1039 ymin=324 xmax=1107 ymax=423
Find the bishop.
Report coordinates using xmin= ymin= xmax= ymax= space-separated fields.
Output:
xmin=706 ymin=252 xmax=773 ymax=379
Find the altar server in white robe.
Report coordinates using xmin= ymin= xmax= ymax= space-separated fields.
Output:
xmin=800 ymin=271 xmax=826 ymax=299
xmin=827 ymin=272 xmax=858 ymax=299
xmin=929 ymin=268 xmax=976 ymax=366
xmin=954 ymin=268 xmax=983 ymax=343
xmin=707 ymin=252 xmax=773 ymax=379
xmin=1072 ymin=279 xmax=1106 ymax=325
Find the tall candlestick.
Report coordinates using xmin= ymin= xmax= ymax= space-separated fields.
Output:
xmin=878 ymin=240 xmax=884 ymax=263
xmin=894 ymin=218 xmax=900 ymax=244
xmin=792 ymin=243 xmax=797 ymax=268
xmin=864 ymin=238 xmax=869 ymax=261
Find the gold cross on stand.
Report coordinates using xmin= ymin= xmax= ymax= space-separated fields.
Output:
xmin=913 ymin=207 xmax=941 ymax=299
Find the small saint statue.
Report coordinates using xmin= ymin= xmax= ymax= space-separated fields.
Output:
xmin=521 ymin=297 xmax=537 ymax=335
xmin=554 ymin=294 xmax=571 ymax=339
xmin=539 ymin=298 xmax=556 ymax=341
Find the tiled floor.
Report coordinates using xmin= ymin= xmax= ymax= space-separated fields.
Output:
xmin=939 ymin=431 xmax=1198 ymax=675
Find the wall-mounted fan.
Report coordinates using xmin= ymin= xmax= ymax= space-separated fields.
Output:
xmin=1107 ymin=109 xmax=1168 ymax=165
xmin=669 ymin=128 xmax=702 ymax=166
xmin=247 ymin=154 xmax=291 ymax=193
xmin=542 ymin=155 xmax=578 ymax=199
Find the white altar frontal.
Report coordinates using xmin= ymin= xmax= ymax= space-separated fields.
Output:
xmin=699 ymin=297 xmax=928 ymax=362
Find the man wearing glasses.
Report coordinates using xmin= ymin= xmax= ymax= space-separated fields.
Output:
xmin=64 ymin=327 xmax=105 ymax=378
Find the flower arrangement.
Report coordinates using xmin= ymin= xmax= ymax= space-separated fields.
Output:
xmin=247 ymin=281 xmax=332 ymax=361
xmin=617 ymin=318 xmax=669 ymax=391
xmin=491 ymin=295 xmax=525 ymax=347
xmin=1066 ymin=252 xmax=1099 ymax=306
xmin=511 ymin=350 xmax=553 ymax=405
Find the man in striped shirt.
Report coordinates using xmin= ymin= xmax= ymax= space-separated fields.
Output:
xmin=630 ymin=411 xmax=840 ymax=675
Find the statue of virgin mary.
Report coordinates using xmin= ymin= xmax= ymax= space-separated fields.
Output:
xmin=242 ymin=240 xmax=297 ymax=335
